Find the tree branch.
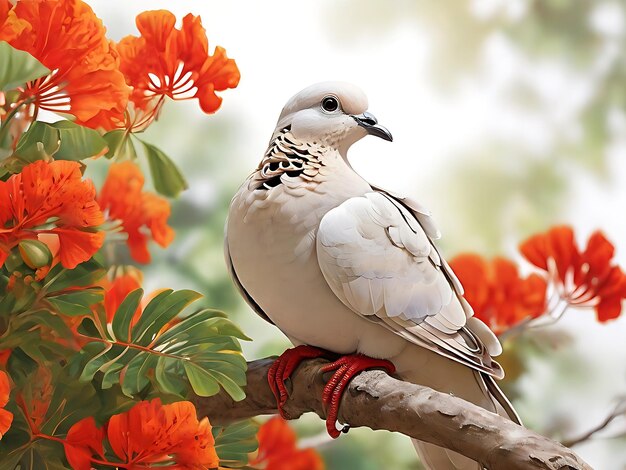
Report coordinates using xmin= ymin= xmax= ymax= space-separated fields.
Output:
xmin=192 ymin=358 xmax=592 ymax=470
xmin=562 ymin=397 xmax=626 ymax=448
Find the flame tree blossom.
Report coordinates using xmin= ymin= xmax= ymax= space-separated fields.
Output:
xmin=0 ymin=0 xmax=129 ymax=130
xmin=63 ymin=399 xmax=218 ymax=469
xmin=97 ymin=162 xmax=173 ymax=264
xmin=250 ymin=417 xmax=324 ymax=470
xmin=450 ymin=254 xmax=547 ymax=335
xmin=116 ymin=10 xmax=240 ymax=131
xmin=0 ymin=160 xmax=104 ymax=269
xmin=520 ymin=226 xmax=626 ymax=322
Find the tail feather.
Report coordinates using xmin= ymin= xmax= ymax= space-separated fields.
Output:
xmin=482 ymin=372 xmax=522 ymax=425
xmin=413 ymin=441 xmax=480 ymax=470
xmin=395 ymin=347 xmax=519 ymax=470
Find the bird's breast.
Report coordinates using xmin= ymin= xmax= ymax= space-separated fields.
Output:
xmin=226 ymin=175 xmax=402 ymax=355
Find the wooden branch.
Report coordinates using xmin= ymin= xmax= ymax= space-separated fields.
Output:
xmin=192 ymin=358 xmax=592 ymax=470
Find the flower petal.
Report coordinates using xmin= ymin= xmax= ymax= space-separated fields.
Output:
xmin=98 ymin=162 xmax=173 ymax=264
xmin=0 ymin=0 xmax=130 ymax=130
xmin=596 ymin=297 xmax=623 ymax=322
xmin=0 ymin=161 xmax=104 ymax=270
xmin=117 ymin=10 xmax=239 ymax=116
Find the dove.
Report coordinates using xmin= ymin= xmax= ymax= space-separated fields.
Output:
xmin=226 ymin=82 xmax=520 ymax=469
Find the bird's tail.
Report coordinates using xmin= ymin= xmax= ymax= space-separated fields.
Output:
xmin=396 ymin=348 xmax=520 ymax=470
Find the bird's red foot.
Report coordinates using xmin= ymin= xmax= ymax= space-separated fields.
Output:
xmin=321 ymin=354 xmax=396 ymax=438
xmin=268 ymin=345 xmax=332 ymax=419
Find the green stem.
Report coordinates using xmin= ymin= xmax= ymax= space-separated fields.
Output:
xmin=0 ymin=99 xmax=32 ymax=146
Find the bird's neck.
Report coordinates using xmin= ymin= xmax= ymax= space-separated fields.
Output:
xmin=252 ymin=127 xmax=354 ymax=191
xmin=236 ymin=127 xmax=371 ymax=230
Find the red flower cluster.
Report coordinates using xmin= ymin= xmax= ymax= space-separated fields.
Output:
xmin=98 ymin=162 xmax=174 ymax=264
xmin=0 ymin=1 xmax=239 ymax=133
xmin=251 ymin=417 xmax=324 ymax=470
xmin=117 ymin=9 xmax=240 ymax=127
xmin=520 ymin=226 xmax=626 ymax=322
xmin=64 ymin=399 xmax=219 ymax=470
xmin=0 ymin=0 xmax=129 ymax=129
xmin=450 ymin=254 xmax=547 ymax=335
xmin=0 ymin=370 xmax=12 ymax=440
xmin=0 ymin=160 xmax=104 ymax=269
xmin=452 ymin=226 xmax=626 ymax=336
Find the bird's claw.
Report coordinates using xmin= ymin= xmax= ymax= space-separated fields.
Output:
xmin=268 ymin=345 xmax=331 ymax=419
xmin=320 ymin=354 xmax=396 ymax=438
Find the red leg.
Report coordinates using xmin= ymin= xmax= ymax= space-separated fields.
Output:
xmin=268 ymin=345 xmax=332 ymax=418
xmin=320 ymin=354 xmax=395 ymax=438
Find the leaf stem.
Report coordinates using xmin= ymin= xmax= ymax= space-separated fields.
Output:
xmin=0 ymin=98 xmax=33 ymax=146
xmin=78 ymin=333 xmax=190 ymax=360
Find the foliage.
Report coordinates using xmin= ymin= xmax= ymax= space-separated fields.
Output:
xmin=0 ymin=1 xmax=252 ymax=468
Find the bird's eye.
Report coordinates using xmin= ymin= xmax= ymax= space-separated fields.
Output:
xmin=321 ymin=96 xmax=339 ymax=113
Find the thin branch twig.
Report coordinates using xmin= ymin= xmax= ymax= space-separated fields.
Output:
xmin=562 ymin=399 xmax=626 ymax=448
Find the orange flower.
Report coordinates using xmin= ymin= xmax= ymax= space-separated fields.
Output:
xmin=520 ymin=226 xmax=626 ymax=322
xmin=251 ymin=417 xmax=324 ymax=470
xmin=0 ymin=160 xmax=104 ymax=269
xmin=0 ymin=370 xmax=12 ymax=439
xmin=0 ymin=0 xmax=129 ymax=130
xmin=98 ymin=162 xmax=173 ymax=264
xmin=106 ymin=399 xmax=218 ymax=468
xmin=103 ymin=269 xmax=143 ymax=324
xmin=0 ymin=350 xmax=10 ymax=367
xmin=450 ymin=254 xmax=548 ymax=335
xmin=63 ymin=417 xmax=105 ymax=470
xmin=116 ymin=10 xmax=239 ymax=129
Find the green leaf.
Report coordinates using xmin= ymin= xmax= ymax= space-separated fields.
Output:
xmin=7 ymin=310 xmax=75 ymax=355
xmin=47 ymin=288 xmax=104 ymax=316
xmin=142 ymin=141 xmax=188 ymax=197
xmin=122 ymin=353 xmax=155 ymax=396
xmin=40 ymin=367 xmax=99 ymax=436
xmin=79 ymin=342 xmax=113 ymax=382
xmin=111 ymin=288 xmax=143 ymax=342
xmin=46 ymin=259 xmax=106 ymax=292
xmin=78 ymin=290 xmax=247 ymax=401
xmin=51 ymin=120 xmax=108 ymax=161
xmin=213 ymin=420 xmax=259 ymax=468
xmin=154 ymin=357 xmax=188 ymax=396
xmin=131 ymin=290 xmax=201 ymax=346
xmin=103 ymin=129 xmax=137 ymax=160
xmin=7 ymin=440 xmax=69 ymax=470
xmin=14 ymin=121 xmax=60 ymax=162
xmin=0 ymin=41 xmax=50 ymax=91
xmin=183 ymin=361 xmax=221 ymax=397
xmin=100 ymin=362 xmax=124 ymax=390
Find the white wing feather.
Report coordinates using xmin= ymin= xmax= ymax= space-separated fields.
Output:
xmin=317 ymin=191 xmax=503 ymax=377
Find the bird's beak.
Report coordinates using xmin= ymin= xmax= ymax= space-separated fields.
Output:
xmin=352 ymin=112 xmax=393 ymax=142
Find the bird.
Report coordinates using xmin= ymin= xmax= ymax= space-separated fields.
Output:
xmin=225 ymin=82 xmax=520 ymax=470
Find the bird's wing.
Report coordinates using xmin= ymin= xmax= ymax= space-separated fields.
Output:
xmin=316 ymin=191 xmax=503 ymax=378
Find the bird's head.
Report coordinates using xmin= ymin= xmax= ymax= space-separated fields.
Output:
xmin=272 ymin=82 xmax=392 ymax=155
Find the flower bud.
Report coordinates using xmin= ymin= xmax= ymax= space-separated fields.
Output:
xmin=18 ymin=239 xmax=52 ymax=269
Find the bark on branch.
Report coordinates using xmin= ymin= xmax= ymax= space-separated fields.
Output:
xmin=191 ymin=358 xmax=592 ymax=470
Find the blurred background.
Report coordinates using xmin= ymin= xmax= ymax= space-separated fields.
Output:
xmin=90 ymin=1 xmax=626 ymax=468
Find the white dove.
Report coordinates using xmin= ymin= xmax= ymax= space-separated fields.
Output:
xmin=226 ymin=82 xmax=520 ymax=470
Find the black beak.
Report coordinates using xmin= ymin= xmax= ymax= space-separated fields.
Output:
xmin=352 ymin=112 xmax=393 ymax=142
